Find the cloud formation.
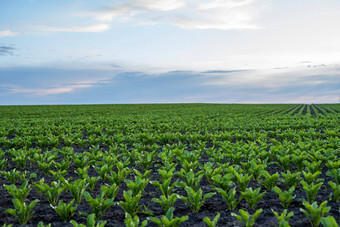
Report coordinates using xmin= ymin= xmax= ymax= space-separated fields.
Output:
xmin=202 ymin=66 xmax=340 ymax=88
xmin=9 ymin=78 xmax=110 ymax=96
xmin=0 ymin=30 xmax=18 ymax=37
xmin=90 ymin=0 xmax=259 ymax=30
xmin=11 ymin=76 xmax=114 ymax=96
xmin=0 ymin=66 xmax=114 ymax=98
xmin=35 ymin=24 xmax=110 ymax=33
xmin=0 ymin=46 xmax=15 ymax=56
xmin=91 ymin=0 xmax=188 ymax=21
xmin=11 ymin=86 xmax=89 ymax=96
xmin=199 ymin=66 xmax=340 ymax=103
xmin=1 ymin=64 xmax=338 ymax=104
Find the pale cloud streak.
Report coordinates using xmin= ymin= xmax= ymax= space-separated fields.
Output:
xmin=91 ymin=0 xmax=187 ymax=21
xmin=90 ymin=0 xmax=259 ymax=30
xmin=133 ymin=0 xmax=186 ymax=11
xmin=11 ymin=85 xmax=89 ymax=96
xmin=9 ymin=78 xmax=112 ymax=96
xmin=175 ymin=0 xmax=259 ymax=30
xmin=0 ymin=25 xmax=109 ymax=37
xmin=196 ymin=0 xmax=254 ymax=10
xmin=0 ymin=30 xmax=18 ymax=37
xmin=35 ymin=24 xmax=110 ymax=33
xmin=202 ymin=65 xmax=340 ymax=89
xmin=286 ymin=94 xmax=339 ymax=104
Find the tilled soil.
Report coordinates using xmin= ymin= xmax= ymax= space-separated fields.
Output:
xmin=291 ymin=105 xmax=304 ymax=116
xmin=310 ymin=105 xmax=316 ymax=116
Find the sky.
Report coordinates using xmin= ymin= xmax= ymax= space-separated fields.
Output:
xmin=0 ymin=0 xmax=340 ymax=105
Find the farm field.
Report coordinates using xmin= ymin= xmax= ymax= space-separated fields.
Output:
xmin=0 ymin=103 xmax=339 ymax=226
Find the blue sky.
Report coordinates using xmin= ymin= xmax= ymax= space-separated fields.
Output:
xmin=1 ymin=0 xmax=340 ymax=104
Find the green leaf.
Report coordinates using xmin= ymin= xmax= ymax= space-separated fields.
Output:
xmin=252 ymin=209 xmax=263 ymax=221
xmin=320 ymin=216 xmax=338 ymax=227
xmin=204 ymin=213 xmax=220 ymax=227
xmin=147 ymin=217 xmax=162 ymax=227
xmin=5 ymin=208 xmax=16 ymax=216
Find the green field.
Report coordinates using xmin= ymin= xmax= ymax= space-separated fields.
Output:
xmin=0 ymin=104 xmax=339 ymax=226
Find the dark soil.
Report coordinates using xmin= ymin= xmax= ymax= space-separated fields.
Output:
xmin=291 ymin=105 xmax=303 ymax=116
xmin=310 ymin=105 xmax=316 ymax=116
xmin=319 ymin=106 xmax=332 ymax=114
xmin=301 ymin=105 xmax=308 ymax=115
xmin=278 ymin=105 xmax=297 ymax=115
xmin=330 ymin=107 xmax=340 ymax=113
xmin=272 ymin=105 xmax=297 ymax=115
xmin=313 ymin=105 xmax=325 ymax=115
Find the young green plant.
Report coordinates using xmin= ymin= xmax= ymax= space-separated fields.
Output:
xmin=240 ymin=187 xmax=265 ymax=210
xmin=147 ymin=207 xmax=188 ymax=227
xmin=70 ymin=213 xmax=107 ymax=227
xmin=272 ymin=186 xmax=296 ymax=208
xmin=5 ymin=199 xmax=39 ymax=225
xmin=300 ymin=201 xmax=331 ymax=227
xmin=204 ymin=213 xmax=220 ymax=227
xmin=124 ymin=213 xmax=147 ymax=227
xmin=215 ymin=187 xmax=238 ymax=210
xmin=83 ymin=191 xmax=115 ymax=219
xmin=231 ymin=209 xmax=262 ymax=227
xmin=118 ymin=190 xmax=143 ymax=217
xmin=51 ymin=199 xmax=77 ymax=221
xmin=271 ymin=209 xmax=294 ymax=227
xmin=178 ymin=187 xmax=215 ymax=213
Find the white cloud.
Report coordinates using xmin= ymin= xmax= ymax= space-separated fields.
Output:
xmin=202 ymin=66 xmax=340 ymax=89
xmin=92 ymin=0 xmax=187 ymax=22
xmin=286 ymin=95 xmax=339 ymax=104
xmin=171 ymin=10 xmax=258 ymax=30
xmin=10 ymin=78 xmax=111 ymax=96
xmin=0 ymin=30 xmax=18 ymax=37
xmin=36 ymin=24 xmax=109 ymax=33
xmin=91 ymin=6 xmax=139 ymax=22
xmin=11 ymin=86 xmax=87 ymax=96
xmin=196 ymin=0 xmax=254 ymax=10
xmin=90 ymin=0 xmax=259 ymax=30
xmin=133 ymin=0 xmax=186 ymax=11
